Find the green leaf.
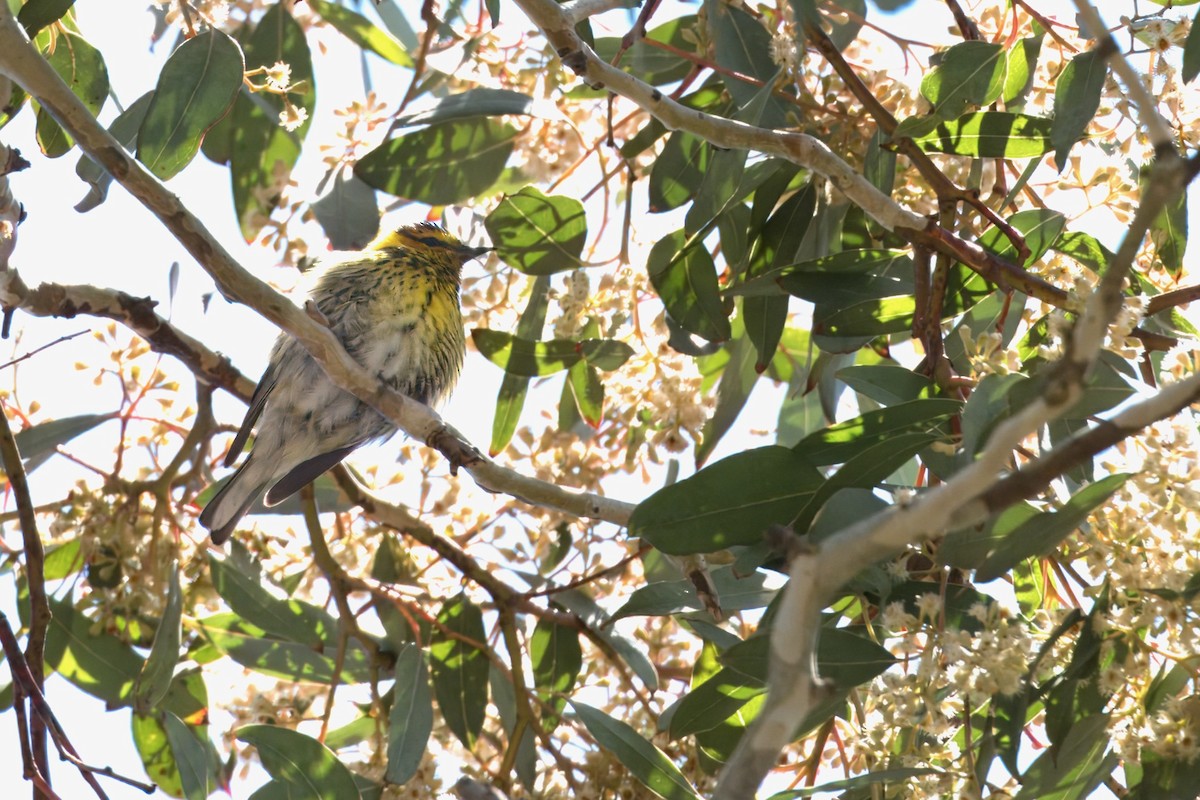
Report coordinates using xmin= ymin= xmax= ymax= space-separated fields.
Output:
xmin=707 ymin=0 xmax=790 ymax=127
xmin=629 ymin=446 xmax=825 ymax=555
xmin=491 ymin=276 xmax=550 ymax=454
xmin=239 ymin=726 xmax=361 ymax=799
xmin=13 ymin=412 xmax=115 ymax=473
xmin=163 ymin=711 xmax=217 ymax=800
xmin=43 ymin=539 xmax=84 ymax=580
xmin=571 ymin=702 xmax=703 ymax=800
xmin=733 ymin=248 xmax=909 ymax=299
xmin=921 ymin=41 xmax=1006 ymax=120
xmin=1051 ymin=50 xmax=1107 ymax=172
xmin=531 ymin=620 xmax=582 ymax=731
xmin=566 ymin=360 xmax=605 ymax=427
xmin=696 ymin=325 xmax=759 ymax=467
xmin=579 ymin=339 xmax=634 ymax=370
xmin=386 ymin=645 xmax=432 ymax=785
xmin=135 ymin=566 xmax=183 ymax=711
xmin=647 ymin=229 xmax=732 ymax=343
xmin=44 ymin=597 xmax=143 ymax=705
xmin=430 ymin=594 xmax=489 ymax=749
xmin=194 ymin=614 xmax=374 ymax=684
xmin=794 ymin=431 xmax=939 ymax=537
xmin=1053 ymin=230 xmax=1113 ymax=274
xmin=309 ymin=0 xmax=412 ymax=66
xmin=1013 ymin=714 xmax=1117 ymax=800
xmin=137 ymin=30 xmax=243 ymax=180
xmin=912 ymin=112 xmax=1054 ymax=158
xmin=132 ymin=712 xmax=185 ymax=798
xmin=978 ymin=208 xmax=1065 ymax=267
xmin=310 ymin=171 xmax=379 ymax=250
xmin=685 ymin=146 xmax=748 ymax=236
xmin=1185 ymin=8 xmax=1200 ymax=83
xmin=767 ymin=770 xmax=944 ymax=798
xmin=355 ymin=118 xmax=516 ymax=204
xmin=1002 ymin=36 xmax=1031 ymax=104
xmin=614 ymin=567 xmax=775 ymax=621
xmin=207 ymin=550 xmax=336 ymax=648
xmin=837 ymin=365 xmax=933 ymax=406
xmin=485 ymin=186 xmax=586 ymax=274
xmin=230 ymin=4 xmax=314 ymax=241
xmin=594 ymin=15 xmax=698 ymax=85
xmin=649 ymin=132 xmax=710 ymax=212
xmin=472 ymin=329 xmax=581 ymax=376
xmin=794 ymin=398 xmax=961 ymax=466
xmin=75 ymin=91 xmax=153 ymax=212
xmin=1148 ymin=167 xmax=1188 ymax=276
xmin=669 ymin=667 xmax=764 ymax=738
xmin=18 ymin=0 xmax=75 ymax=36
xmin=35 ymin=30 xmax=109 ymax=157
xmin=554 ymin=589 xmax=658 ymax=689
xmin=392 ymin=88 xmax=533 ymax=127
xmin=972 ymin=474 xmax=1128 ymax=581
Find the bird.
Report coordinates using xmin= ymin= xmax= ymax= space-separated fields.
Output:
xmin=199 ymin=222 xmax=491 ymax=544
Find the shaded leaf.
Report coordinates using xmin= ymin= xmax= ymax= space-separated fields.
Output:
xmin=491 ymin=277 xmax=550 ymax=454
xmin=14 ymin=412 xmax=115 ymax=473
xmin=386 ymin=645 xmax=432 ymax=785
xmin=356 ymin=118 xmax=516 ymax=204
xmin=311 ymin=172 xmax=379 ymax=250
xmin=35 ymin=30 xmax=109 ymax=157
xmin=19 ymin=0 xmax=75 ymax=36
xmin=239 ymin=725 xmax=361 ymax=799
xmin=649 ymin=132 xmax=709 ymax=212
xmin=76 ymin=93 xmax=153 ymax=211
xmin=921 ymin=41 xmax=1006 ymax=119
xmin=135 ymin=565 xmax=183 ymax=711
xmin=472 ymin=329 xmax=580 ymax=376
xmin=532 ymin=620 xmax=582 ymax=731
xmin=430 ymin=594 xmax=489 ymax=749
xmin=571 ymin=702 xmax=703 ymax=800
xmin=230 ymin=4 xmax=314 ymax=241
xmin=1051 ymin=49 xmax=1106 ymax=172
xmin=629 ymin=446 xmax=824 ymax=555
xmin=137 ymin=29 xmax=243 ymax=180
xmin=485 ymin=186 xmax=586 ymax=274
xmin=393 ymin=88 xmax=532 ymax=128
xmin=648 ymin=229 xmax=731 ymax=343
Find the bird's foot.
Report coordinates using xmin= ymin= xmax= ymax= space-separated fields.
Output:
xmin=426 ymin=425 xmax=485 ymax=476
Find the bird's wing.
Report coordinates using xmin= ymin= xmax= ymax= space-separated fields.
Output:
xmin=224 ymin=362 xmax=279 ymax=467
xmin=263 ymin=445 xmax=356 ymax=506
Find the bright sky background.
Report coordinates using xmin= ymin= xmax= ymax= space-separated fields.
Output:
xmin=1 ymin=1 xmax=1199 ymax=798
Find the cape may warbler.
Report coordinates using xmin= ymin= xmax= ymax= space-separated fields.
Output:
xmin=199 ymin=222 xmax=490 ymax=544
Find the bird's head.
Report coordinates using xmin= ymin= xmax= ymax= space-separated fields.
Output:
xmin=371 ymin=222 xmax=492 ymax=267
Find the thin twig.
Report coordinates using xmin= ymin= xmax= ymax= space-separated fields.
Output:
xmin=0 ymin=329 xmax=87 ymax=370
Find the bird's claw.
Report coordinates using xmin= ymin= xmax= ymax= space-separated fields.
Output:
xmin=427 ymin=426 xmax=484 ymax=475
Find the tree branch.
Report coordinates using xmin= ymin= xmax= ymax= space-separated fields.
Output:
xmin=0 ymin=7 xmax=632 ymax=529
xmin=713 ymin=103 xmax=1190 ymax=800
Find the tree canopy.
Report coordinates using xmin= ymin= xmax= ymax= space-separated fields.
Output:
xmin=1 ymin=0 xmax=1200 ymax=798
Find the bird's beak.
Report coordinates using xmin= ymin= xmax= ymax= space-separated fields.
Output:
xmin=462 ymin=244 xmax=493 ymax=261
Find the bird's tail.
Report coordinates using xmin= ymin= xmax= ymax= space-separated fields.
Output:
xmin=198 ymin=456 xmax=273 ymax=545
